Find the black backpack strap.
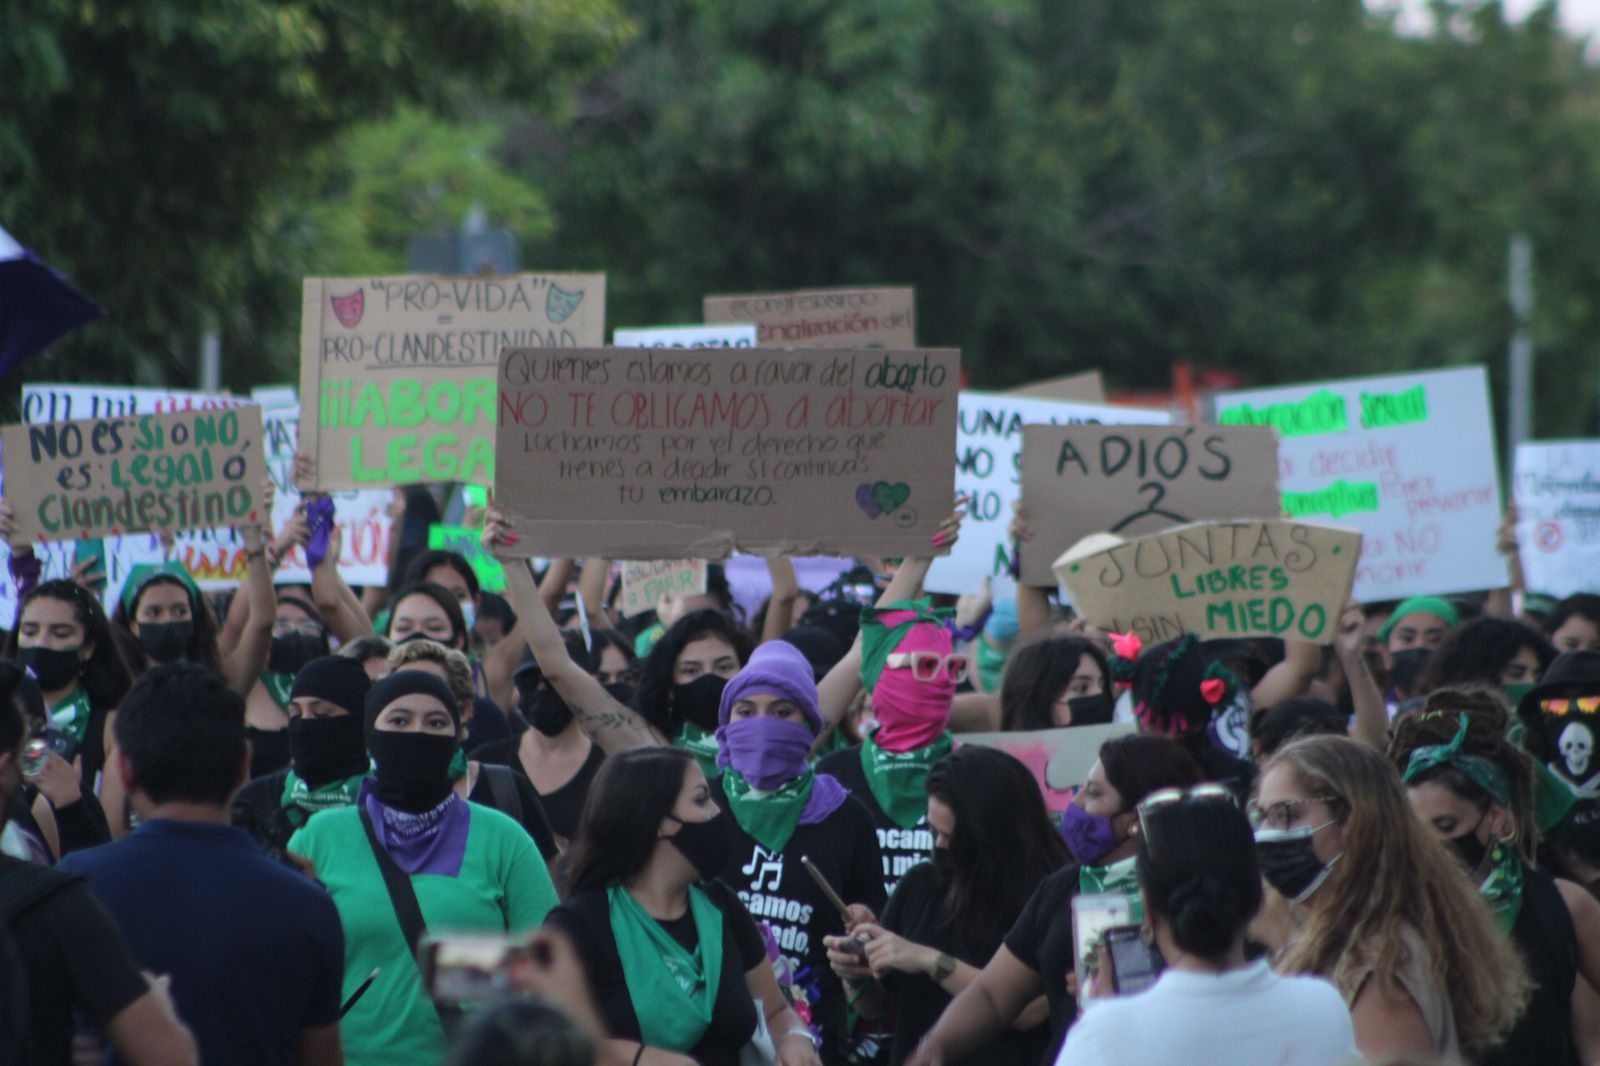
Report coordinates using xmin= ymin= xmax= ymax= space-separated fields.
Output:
xmin=357 ymin=804 xmax=430 ymax=959
xmin=481 ymin=764 xmax=522 ymax=823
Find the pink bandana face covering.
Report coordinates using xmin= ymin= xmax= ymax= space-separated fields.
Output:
xmin=870 ymin=618 xmax=955 ymax=753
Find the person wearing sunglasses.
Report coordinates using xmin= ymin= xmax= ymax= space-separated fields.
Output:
xmin=907 ymin=734 xmax=1202 ymax=1066
xmin=1517 ymin=649 xmax=1600 ymax=802
xmin=826 ymin=746 xmax=1067 ymax=1066
xmin=1051 ymin=789 xmax=1356 ymax=1066
xmin=1391 ymin=689 xmax=1600 ymax=1066
xmin=1255 ymin=734 xmax=1528 ymax=1060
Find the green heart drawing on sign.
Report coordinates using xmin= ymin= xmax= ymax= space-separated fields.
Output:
xmin=873 ymin=481 xmax=911 ymax=516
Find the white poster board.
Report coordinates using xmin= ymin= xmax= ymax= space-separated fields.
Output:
xmin=923 ymin=393 xmax=1170 ymax=595
xmin=1515 ymin=441 xmax=1600 ymax=598
xmin=1214 ymin=366 xmax=1502 ymax=602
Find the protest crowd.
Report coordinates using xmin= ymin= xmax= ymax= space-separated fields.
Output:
xmin=3 ymin=282 xmax=1598 ymax=1066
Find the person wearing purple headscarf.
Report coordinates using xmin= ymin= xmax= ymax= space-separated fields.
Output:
xmin=709 ymin=640 xmax=886 ymax=1063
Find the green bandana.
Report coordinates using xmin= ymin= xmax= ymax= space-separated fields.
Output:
xmin=1508 ymin=718 xmax=1580 ymax=832
xmin=859 ymin=730 xmax=952 ymax=829
xmin=676 ymin=724 xmax=722 ymax=781
xmin=976 ymin=638 xmax=1009 ymax=694
xmin=119 ymin=562 xmax=201 ymax=616
xmin=724 ymin=769 xmax=815 ymax=852
xmin=1079 ymin=856 xmax=1145 ymax=923
xmin=858 ymin=598 xmax=953 ymax=692
xmin=607 ymin=883 xmax=724 ymax=1052
xmin=1377 ymin=596 xmax=1460 ymax=644
xmin=279 ymin=770 xmax=367 ymax=828
xmin=448 ymin=747 xmax=469 ymax=779
xmin=1403 ymin=713 xmax=1511 ymax=806
xmin=47 ymin=687 xmax=93 ymax=746
xmin=263 ymin=671 xmax=295 ymax=709
xmin=1476 ymin=840 xmax=1525 ymax=933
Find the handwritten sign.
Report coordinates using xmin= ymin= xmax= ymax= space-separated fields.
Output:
xmin=1017 ymin=425 xmax=1281 ymax=587
xmin=1054 ymin=519 xmax=1362 ymax=644
xmin=494 ymin=346 xmax=960 ymax=560
xmin=297 ymin=273 xmax=606 ymax=491
xmin=613 ymin=324 xmax=756 ymax=348
xmin=924 ymin=393 xmax=1170 ymax=596
xmin=2 ymin=406 xmax=267 ymax=549
xmin=703 ymin=287 xmax=915 ymax=349
xmin=620 ymin=560 xmax=710 ymax=618
xmin=1007 ymin=371 xmax=1107 ymax=404
xmin=956 ymin=723 xmax=1137 ymax=814
xmin=428 ymin=523 xmax=506 ymax=593
xmin=1214 ymin=367 xmax=1500 ymax=601
xmin=1515 ymin=442 xmax=1600 ymax=598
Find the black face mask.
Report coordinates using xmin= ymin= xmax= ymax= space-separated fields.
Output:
xmin=138 ymin=621 xmax=193 ymax=664
xmin=367 ymin=730 xmax=458 ymax=812
xmin=604 ymin=681 xmax=637 ymax=709
xmin=1065 ymin=693 xmax=1115 ymax=726
xmin=269 ymin=632 xmax=330 ymax=675
xmin=1388 ymin=647 xmax=1433 ymax=696
xmin=19 ymin=646 xmax=83 ymax=692
xmin=1254 ymin=826 xmax=1338 ymax=903
xmin=664 ymin=809 xmax=734 ymax=880
xmin=674 ymin=674 xmax=728 ymax=734
xmin=288 ymin=713 xmax=371 ymax=787
xmin=521 ymin=688 xmax=576 ymax=737
xmin=1449 ymin=830 xmax=1489 ymax=874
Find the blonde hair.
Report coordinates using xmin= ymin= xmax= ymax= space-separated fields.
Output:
xmin=1265 ymin=735 xmax=1529 ymax=1051
xmin=385 ymin=639 xmax=475 ymax=712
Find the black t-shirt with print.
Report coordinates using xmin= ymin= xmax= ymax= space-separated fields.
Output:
xmin=709 ymin=776 xmax=886 ymax=1055
xmin=816 ymin=746 xmax=936 ymax=899
xmin=545 ymin=879 xmax=767 ymax=1066
xmin=880 ymin=862 xmax=1051 ymax=1066
xmin=1001 ymin=863 xmax=1083 ymax=1063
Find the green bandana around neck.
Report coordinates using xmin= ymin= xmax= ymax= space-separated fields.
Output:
xmin=676 ymin=723 xmax=722 ymax=781
xmin=859 ymin=730 xmax=952 ymax=829
xmin=976 ymin=637 xmax=1009 ymax=693
xmin=48 ymin=687 xmax=93 ymax=745
xmin=607 ymin=883 xmax=724 ymax=1052
xmin=263 ymin=671 xmax=295 ymax=709
xmin=724 ymin=769 xmax=815 ymax=852
xmin=1477 ymin=840 xmax=1525 ymax=932
xmin=448 ymin=747 xmax=469 ymax=780
xmin=1403 ymin=713 xmax=1511 ymax=807
xmin=1079 ymin=855 xmax=1145 ymax=923
xmin=279 ymin=770 xmax=367 ymax=828
xmin=858 ymin=597 xmax=953 ymax=692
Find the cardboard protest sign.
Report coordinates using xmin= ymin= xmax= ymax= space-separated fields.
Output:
xmin=619 ymin=560 xmax=710 ymax=617
xmin=2 ymin=406 xmax=267 ymax=549
xmin=956 ymin=723 xmax=1136 ymax=814
xmin=253 ymin=387 xmax=394 ymax=587
xmin=298 ymin=273 xmax=606 ymax=491
xmin=1017 ymin=425 xmax=1281 ymax=587
xmin=1054 ymin=519 xmax=1362 ymax=644
xmin=614 ymin=324 xmax=757 ymax=349
xmin=1006 ymin=371 xmax=1107 ymax=404
xmin=428 ymin=523 xmax=506 ymax=593
xmin=494 ymin=346 xmax=959 ymax=560
xmin=703 ymin=288 xmax=915 ymax=349
xmin=1213 ymin=367 xmax=1500 ymax=602
xmin=1514 ymin=441 xmax=1600 ymax=598
xmin=924 ymin=393 xmax=1170 ymax=596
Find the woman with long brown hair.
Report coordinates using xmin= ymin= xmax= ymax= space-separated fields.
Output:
xmin=1255 ymin=734 xmax=1529 ymax=1059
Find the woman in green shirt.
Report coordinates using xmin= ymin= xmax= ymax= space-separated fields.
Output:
xmin=290 ymin=669 xmax=557 ymax=1066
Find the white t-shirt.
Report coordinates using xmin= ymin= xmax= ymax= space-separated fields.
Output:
xmin=1054 ymin=959 xmax=1357 ymax=1066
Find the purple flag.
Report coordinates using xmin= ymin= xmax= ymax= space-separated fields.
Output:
xmin=0 ymin=225 xmax=105 ymax=377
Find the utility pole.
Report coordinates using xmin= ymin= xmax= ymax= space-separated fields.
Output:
xmin=1507 ymin=231 xmax=1534 ymax=457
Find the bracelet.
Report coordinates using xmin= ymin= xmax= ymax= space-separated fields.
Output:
xmin=244 ymin=547 xmax=267 ymax=561
xmin=780 ymin=1028 xmax=819 ymax=1047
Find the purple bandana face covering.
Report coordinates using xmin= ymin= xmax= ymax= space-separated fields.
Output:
xmin=1061 ymin=800 xmax=1121 ymax=866
xmin=717 ymin=716 xmax=813 ymax=791
xmin=361 ymin=781 xmax=471 ymax=876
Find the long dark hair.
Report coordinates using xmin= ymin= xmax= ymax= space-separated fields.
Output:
xmin=567 ymin=747 xmax=696 ymax=894
xmin=6 ymin=580 xmax=134 ymax=712
xmin=1137 ymin=797 xmax=1262 ymax=961
xmin=386 ymin=582 xmax=468 ymax=653
xmin=634 ymin=609 xmax=752 ymax=735
xmin=1099 ymin=733 xmax=1202 ymax=809
xmin=1420 ymin=617 xmax=1554 ymax=693
xmin=111 ymin=574 xmax=222 ymax=673
xmin=999 ymin=635 xmax=1109 ymax=731
xmin=926 ymin=746 xmax=1068 ymax=956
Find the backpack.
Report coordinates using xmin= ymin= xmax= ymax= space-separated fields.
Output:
xmin=0 ymin=860 xmax=83 ymax=1066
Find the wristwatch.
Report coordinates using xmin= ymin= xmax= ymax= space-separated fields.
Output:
xmin=933 ymin=952 xmax=957 ymax=980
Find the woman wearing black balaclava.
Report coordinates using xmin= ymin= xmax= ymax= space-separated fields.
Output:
xmin=232 ymin=654 xmax=371 ymax=854
xmin=289 ymin=670 xmax=557 ymax=1066
xmin=240 ymin=593 xmax=332 ymax=779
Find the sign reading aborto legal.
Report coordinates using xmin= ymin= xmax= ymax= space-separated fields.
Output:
xmin=1017 ymin=424 xmax=1282 ymax=587
xmin=493 ymin=346 xmax=960 ymax=560
xmin=703 ymin=287 xmax=915 ymax=349
xmin=2 ymin=406 xmax=268 ymax=546
xmin=1054 ymin=519 xmax=1362 ymax=644
xmin=297 ymin=273 xmax=606 ymax=491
